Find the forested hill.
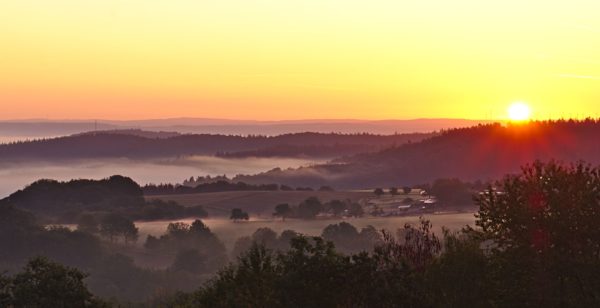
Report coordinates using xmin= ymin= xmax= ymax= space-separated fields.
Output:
xmin=235 ymin=120 xmax=600 ymax=188
xmin=0 ymin=131 xmax=433 ymax=161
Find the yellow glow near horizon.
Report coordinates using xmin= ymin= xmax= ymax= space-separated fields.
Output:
xmin=1 ymin=1 xmax=600 ymax=120
xmin=508 ymin=102 xmax=532 ymax=121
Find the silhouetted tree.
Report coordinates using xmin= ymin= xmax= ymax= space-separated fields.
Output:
xmin=230 ymin=208 xmax=249 ymax=222
xmin=273 ymin=203 xmax=292 ymax=221
xmin=100 ymin=214 xmax=138 ymax=245
xmin=7 ymin=257 xmax=106 ymax=307
xmin=297 ymin=197 xmax=322 ymax=219
xmin=327 ymin=199 xmax=347 ymax=217
xmin=373 ymin=188 xmax=384 ymax=197
xmin=347 ymin=203 xmax=364 ymax=218
xmin=389 ymin=187 xmax=399 ymax=195
xmin=476 ymin=161 xmax=600 ymax=305
xmin=402 ymin=186 xmax=412 ymax=194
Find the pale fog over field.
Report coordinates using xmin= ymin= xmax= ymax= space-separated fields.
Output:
xmin=0 ymin=156 xmax=325 ymax=197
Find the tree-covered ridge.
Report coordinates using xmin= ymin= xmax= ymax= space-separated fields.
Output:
xmin=239 ymin=119 xmax=600 ymax=188
xmin=0 ymin=131 xmax=432 ymax=161
xmin=0 ymin=176 xmax=207 ymax=222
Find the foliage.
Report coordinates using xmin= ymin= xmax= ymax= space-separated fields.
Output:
xmin=296 ymin=197 xmax=323 ymax=219
xmin=2 ymin=257 xmax=107 ymax=307
xmin=0 ymin=176 xmax=144 ymax=220
xmin=273 ymin=203 xmax=292 ymax=221
xmin=99 ymin=214 xmax=139 ymax=245
xmin=476 ymin=161 xmax=600 ymax=306
xmin=430 ymin=178 xmax=474 ymax=207
xmin=144 ymin=220 xmax=228 ymax=273
xmin=230 ymin=208 xmax=249 ymax=221
xmin=77 ymin=214 xmax=99 ymax=234
xmin=171 ymin=249 xmax=206 ymax=274
xmin=321 ymin=222 xmax=382 ymax=254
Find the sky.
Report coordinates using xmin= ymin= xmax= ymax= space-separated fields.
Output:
xmin=1 ymin=0 xmax=599 ymax=121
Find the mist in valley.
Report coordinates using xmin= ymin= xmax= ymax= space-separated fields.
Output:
xmin=0 ymin=156 xmax=324 ymax=197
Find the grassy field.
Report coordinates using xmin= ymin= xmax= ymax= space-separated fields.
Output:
xmin=146 ymin=190 xmax=378 ymax=217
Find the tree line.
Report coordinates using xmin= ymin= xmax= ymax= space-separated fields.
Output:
xmin=143 ymin=180 xmax=334 ymax=195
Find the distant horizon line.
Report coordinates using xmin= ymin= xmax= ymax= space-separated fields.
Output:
xmin=0 ymin=117 xmax=504 ymax=123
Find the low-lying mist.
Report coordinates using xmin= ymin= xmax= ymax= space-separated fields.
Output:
xmin=0 ymin=156 xmax=325 ymax=197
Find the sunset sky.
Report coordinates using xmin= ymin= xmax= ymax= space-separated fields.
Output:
xmin=1 ymin=0 xmax=599 ymax=120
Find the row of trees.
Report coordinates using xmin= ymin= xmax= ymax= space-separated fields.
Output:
xmin=231 ymin=222 xmax=382 ymax=258
xmin=272 ymin=197 xmax=364 ymax=220
xmin=143 ymin=181 xmax=335 ymax=195
xmin=373 ymin=186 xmax=412 ymax=196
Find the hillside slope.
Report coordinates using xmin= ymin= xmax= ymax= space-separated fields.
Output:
xmin=0 ymin=131 xmax=432 ymax=161
xmin=235 ymin=120 xmax=600 ymax=188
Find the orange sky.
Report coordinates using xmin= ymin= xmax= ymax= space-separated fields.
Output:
xmin=1 ymin=0 xmax=599 ymax=121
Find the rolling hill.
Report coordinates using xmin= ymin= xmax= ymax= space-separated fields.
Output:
xmin=0 ymin=131 xmax=433 ymax=161
xmin=234 ymin=120 xmax=600 ymax=188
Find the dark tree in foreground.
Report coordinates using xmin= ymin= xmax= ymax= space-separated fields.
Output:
xmin=230 ymin=208 xmax=249 ymax=222
xmin=402 ymin=186 xmax=412 ymax=194
xmin=389 ymin=187 xmax=399 ymax=195
xmin=476 ymin=161 xmax=600 ymax=306
xmin=4 ymin=257 xmax=106 ymax=307
xmin=373 ymin=188 xmax=384 ymax=197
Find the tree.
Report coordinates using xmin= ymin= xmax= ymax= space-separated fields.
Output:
xmin=100 ymin=214 xmax=138 ymax=244
xmin=252 ymin=228 xmax=278 ymax=247
xmin=273 ymin=203 xmax=292 ymax=221
xmin=328 ymin=200 xmax=347 ymax=217
xmin=322 ymin=222 xmax=361 ymax=254
xmin=430 ymin=178 xmax=473 ymax=207
xmin=77 ymin=214 xmax=99 ymax=234
xmin=8 ymin=257 xmax=106 ymax=307
xmin=230 ymin=208 xmax=249 ymax=222
xmin=402 ymin=186 xmax=412 ymax=194
xmin=346 ymin=203 xmax=364 ymax=218
xmin=389 ymin=187 xmax=399 ymax=195
xmin=373 ymin=188 xmax=384 ymax=197
xmin=297 ymin=197 xmax=322 ymax=219
xmin=476 ymin=161 xmax=600 ymax=306
xmin=171 ymin=249 xmax=205 ymax=274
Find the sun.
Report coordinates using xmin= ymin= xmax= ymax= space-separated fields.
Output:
xmin=507 ymin=102 xmax=531 ymax=121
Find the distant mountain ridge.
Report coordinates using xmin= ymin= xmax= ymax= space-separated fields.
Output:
xmin=0 ymin=131 xmax=433 ymax=161
xmin=0 ymin=118 xmax=497 ymax=139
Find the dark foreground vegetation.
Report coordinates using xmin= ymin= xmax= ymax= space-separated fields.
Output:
xmin=2 ymin=161 xmax=600 ymax=306
xmin=164 ymin=161 xmax=600 ymax=307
